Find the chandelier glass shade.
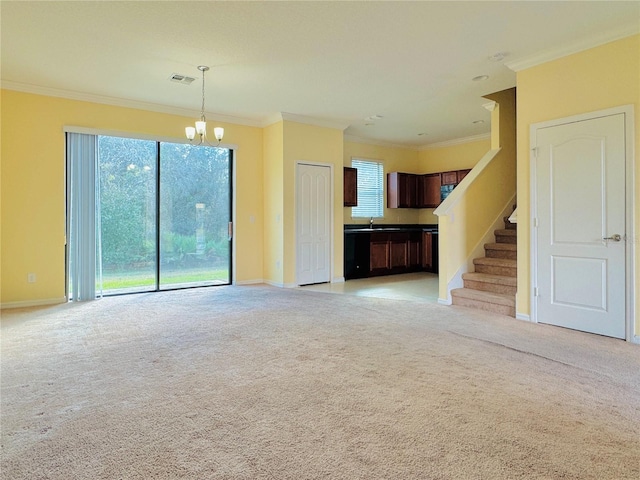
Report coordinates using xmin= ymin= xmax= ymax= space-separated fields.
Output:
xmin=185 ymin=65 xmax=224 ymax=145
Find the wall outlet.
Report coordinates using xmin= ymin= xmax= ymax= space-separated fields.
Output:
xmin=27 ymin=273 xmax=36 ymax=283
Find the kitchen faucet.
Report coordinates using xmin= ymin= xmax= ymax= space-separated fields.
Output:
xmin=370 ymin=217 xmax=374 ymax=229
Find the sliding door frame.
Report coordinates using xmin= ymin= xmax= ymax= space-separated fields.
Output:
xmin=64 ymin=126 xmax=237 ymax=296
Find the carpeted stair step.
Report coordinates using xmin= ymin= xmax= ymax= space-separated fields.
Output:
xmin=494 ymin=228 xmax=517 ymax=244
xmin=473 ymin=257 xmax=517 ymax=277
xmin=484 ymin=242 xmax=517 ymax=260
xmin=462 ymin=272 xmax=517 ymax=295
xmin=451 ymin=287 xmax=516 ymax=317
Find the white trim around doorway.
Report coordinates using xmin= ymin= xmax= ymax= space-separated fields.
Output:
xmin=529 ymin=104 xmax=636 ymax=342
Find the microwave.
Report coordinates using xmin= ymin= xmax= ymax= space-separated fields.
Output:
xmin=441 ymin=184 xmax=455 ymax=202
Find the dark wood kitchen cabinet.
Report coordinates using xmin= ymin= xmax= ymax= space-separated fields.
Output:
xmin=441 ymin=171 xmax=458 ymax=185
xmin=389 ymin=233 xmax=410 ymax=269
xmin=369 ymin=233 xmax=391 ymax=273
xmin=408 ymin=232 xmax=421 ymax=268
xmin=387 ymin=172 xmax=418 ymax=208
xmin=387 ymin=169 xmax=472 ymax=209
xmin=343 ymin=167 xmax=357 ymax=207
xmin=368 ymin=231 xmax=423 ymax=276
xmin=418 ymin=173 xmax=441 ymax=208
xmin=345 ymin=228 xmax=435 ymax=279
xmin=422 ymin=232 xmax=434 ymax=271
xmin=422 ymin=231 xmax=439 ymax=273
xmin=457 ymin=169 xmax=471 ymax=183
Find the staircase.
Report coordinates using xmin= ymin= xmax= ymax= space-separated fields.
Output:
xmin=451 ymin=217 xmax=516 ymax=317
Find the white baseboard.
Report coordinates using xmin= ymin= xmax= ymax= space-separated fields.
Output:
xmin=515 ymin=313 xmax=532 ymax=322
xmin=632 ymin=335 xmax=640 ymax=345
xmin=234 ymin=279 xmax=264 ymax=286
xmin=1 ymin=297 xmax=67 ymax=310
xmin=332 ymin=277 xmax=345 ymax=284
xmin=438 ymin=298 xmax=452 ymax=306
xmin=262 ymin=280 xmax=299 ymax=288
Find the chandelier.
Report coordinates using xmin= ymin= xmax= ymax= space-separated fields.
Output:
xmin=185 ymin=65 xmax=224 ymax=146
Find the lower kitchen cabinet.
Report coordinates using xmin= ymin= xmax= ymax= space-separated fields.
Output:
xmin=389 ymin=233 xmax=410 ymax=269
xmin=369 ymin=231 xmax=422 ymax=276
xmin=370 ymin=233 xmax=391 ymax=273
xmin=408 ymin=232 xmax=421 ymax=268
xmin=421 ymin=231 xmax=439 ymax=273
xmin=345 ymin=227 xmax=437 ymax=280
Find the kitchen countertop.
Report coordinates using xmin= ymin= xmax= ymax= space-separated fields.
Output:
xmin=344 ymin=224 xmax=438 ymax=234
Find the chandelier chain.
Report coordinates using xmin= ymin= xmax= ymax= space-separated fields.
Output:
xmin=200 ymin=67 xmax=206 ymax=121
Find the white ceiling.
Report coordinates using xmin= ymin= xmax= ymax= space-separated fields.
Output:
xmin=2 ymin=1 xmax=638 ymax=148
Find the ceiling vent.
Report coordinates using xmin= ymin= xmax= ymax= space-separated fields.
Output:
xmin=169 ymin=73 xmax=196 ymax=85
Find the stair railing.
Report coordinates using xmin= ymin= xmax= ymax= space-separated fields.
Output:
xmin=434 ymin=148 xmax=516 ymax=304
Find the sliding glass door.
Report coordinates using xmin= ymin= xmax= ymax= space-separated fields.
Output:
xmin=98 ymin=136 xmax=157 ymax=294
xmin=82 ymin=135 xmax=231 ymax=296
xmin=159 ymin=143 xmax=231 ymax=289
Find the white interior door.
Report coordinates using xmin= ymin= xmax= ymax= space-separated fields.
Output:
xmin=296 ymin=163 xmax=331 ymax=286
xmin=533 ymin=113 xmax=626 ymax=338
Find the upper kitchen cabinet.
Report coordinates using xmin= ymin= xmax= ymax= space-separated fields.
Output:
xmin=388 ymin=169 xmax=472 ymax=208
xmin=387 ymin=172 xmax=418 ymax=208
xmin=343 ymin=167 xmax=357 ymax=207
xmin=418 ymin=173 xmax=441 ymax=208
xmin=457 ymin=169 xmax=471 ymax=183
xmin=440 ymin=168 xmax=472 ymax=203
xmin=441 ymin=171 xmax=458 ymax=185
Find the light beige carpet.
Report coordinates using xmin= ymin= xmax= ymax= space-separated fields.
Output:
xmin=1 ymin=285 xmax=639 ymax=479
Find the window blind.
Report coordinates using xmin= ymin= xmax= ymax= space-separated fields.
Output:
xmin=67 ymin=132 xmax=103 ymax=301
xmin=351 ymin=159 xmax=384 ymax=218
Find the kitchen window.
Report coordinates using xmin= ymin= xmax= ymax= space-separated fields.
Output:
xmin=351 ymin=159 xmax=384 ymax=218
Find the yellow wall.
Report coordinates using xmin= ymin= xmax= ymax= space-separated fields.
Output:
xmin=343 ymin=141 xmax=420 ymax=225
xmin=418 ymin=138 xmax=491 ymax=173
xmin=435 ymin=89 xmax=517 ymax=300
xmin=516 ymin=35 xmax=640 ymax=334
xmin=283 ymin=121 xmax=344 ymax=285
xmin=262 ymin=121 xmax=284 ymax=286
xmin=0 ymin=90 xmax=264 ymax=304
xmin=417 ymin=138 xmax=491 ymax=224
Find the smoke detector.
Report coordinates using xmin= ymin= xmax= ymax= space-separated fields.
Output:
xmin=169 ymin=73 xmax=196 ymax=85
xmin=488 ymin=52 xmax=507 ymax=62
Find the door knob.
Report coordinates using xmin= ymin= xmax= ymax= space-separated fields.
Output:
xmin=603 ymin=234 xmax=622 ymax=242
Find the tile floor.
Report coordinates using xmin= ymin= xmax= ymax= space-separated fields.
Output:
xmin=300 ymin=272 xmax=439 ymax=303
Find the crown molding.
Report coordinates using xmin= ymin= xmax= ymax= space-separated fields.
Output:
xmin=1 ymin=81 xmax=265 ymax=127
xmin=419 ymin=133 xmax=491 ymax=151
xmin=505 ymin=24 xmax=640 ymax=72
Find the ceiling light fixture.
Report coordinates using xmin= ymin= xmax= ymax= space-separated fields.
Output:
xmin=472 ymin=75 xmax=489 ymax=82
xmin=185 ymin=65 xmax=224 ymax=146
